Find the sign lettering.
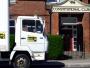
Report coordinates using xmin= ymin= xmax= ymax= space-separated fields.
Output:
xmin=52 ymin=7 xmax=90 ymax=12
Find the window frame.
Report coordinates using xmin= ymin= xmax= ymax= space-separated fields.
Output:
xmin=10 ymin=0 xmax=16 ymax=4
xmin=22 ymin=19 xmax=43 ymax=33
xmin=47 ymin=0 xmax=66 ymax=3
xmin=9 ymin=19 xmax=15 ymax=34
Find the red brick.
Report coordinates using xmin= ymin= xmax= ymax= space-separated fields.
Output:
xmin=82 ymin=13 xmax=90 ymax=53
xmin=51 ymin=13 xmax=59 ymax=35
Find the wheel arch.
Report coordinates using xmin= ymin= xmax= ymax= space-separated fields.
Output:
xmin=10 ymin=46 xmax=33 ymax=62
xmin=11 ymin=51 xmax=32 ymax=62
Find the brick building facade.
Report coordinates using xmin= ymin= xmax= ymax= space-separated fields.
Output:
xmin=10 ymin=0 xmax=90 ymax=57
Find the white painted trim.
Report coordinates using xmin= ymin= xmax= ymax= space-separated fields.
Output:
xmin=10 ymin=0 xmax=16 ymax=4
xmin=62 ymin=22 xmax=81 ymax=25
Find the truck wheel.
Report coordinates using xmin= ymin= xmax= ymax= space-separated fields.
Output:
xmin=45 ymin=53 xmax=48 ymax=61
xmin=13 ymin=54 xmax=30 ymax=68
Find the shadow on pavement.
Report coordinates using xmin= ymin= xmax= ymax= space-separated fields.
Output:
xmin=32 ymin=61 xmax=65 ymax=68
xmin=60 ymin=55 xmax=72 ymax=60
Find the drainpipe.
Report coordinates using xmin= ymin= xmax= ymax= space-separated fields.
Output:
xmin=82 ymin=13 xmax=85 ymax=59
xmin=48 ymin=9 xmax=52 ymax=34
xmin=89 ymin=13 xmax=90 ymax=53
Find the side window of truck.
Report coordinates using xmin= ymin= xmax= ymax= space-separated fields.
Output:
xmin=22 ymin=20 xmax=36 ymax=32
xmin=9 ymin=20 xmax=15 ymax=34
xmin=36 ymin=20 xmax=43 ymax=33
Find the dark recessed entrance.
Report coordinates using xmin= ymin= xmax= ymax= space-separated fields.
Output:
xmin=59 ymin=14 xmax=83 ymax=52
xmin=61 ymin=29 xmax=72 ymax=51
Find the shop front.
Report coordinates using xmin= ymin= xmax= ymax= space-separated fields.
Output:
xmin=47 ymin=0 xmax=90 ymax=53
xmin=59 ymin=14 xmax=83 ymax=51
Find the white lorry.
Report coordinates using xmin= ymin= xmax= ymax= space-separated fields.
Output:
xmin=0 ymin=0 xmax=48 ymax=68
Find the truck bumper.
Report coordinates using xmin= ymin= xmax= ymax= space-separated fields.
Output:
xmin=32 ymin=52 xmax=45 ymax=61
xmin=10 ymin=51 xmax=16 ymax=61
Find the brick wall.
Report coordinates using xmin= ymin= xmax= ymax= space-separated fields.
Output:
xmin=82 ymin=13 xmax=90 ymax=52
xmin=51 ymin=13 xmax=59 ymax=35
xmin=10 ymin=0 xmax=49 ymax=16
xmin=82 ymin=0 xmax=90 ymax=53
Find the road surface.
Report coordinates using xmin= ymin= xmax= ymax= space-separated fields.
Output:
xmin=0 ymin=61 xmax=65 ymax=68
xmin=0 ymin=61 xmax=90 ymax=68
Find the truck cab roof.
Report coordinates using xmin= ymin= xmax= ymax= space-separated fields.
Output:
xmin=17 ymin=16 xmax=43 ymax=20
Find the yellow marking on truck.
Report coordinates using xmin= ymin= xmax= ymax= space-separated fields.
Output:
xmin=27 ymin=35 xmax=37 ymax=42
xmin=0 ymin=32 xmax=5 ymax=39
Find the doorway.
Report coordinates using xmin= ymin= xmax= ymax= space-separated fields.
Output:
xmin=59 ymin=14 xmax=83 ymax=52
xmin=60 ymin=25 xmax=78 ymax=51
xmin=61 ymin=29 xmax=72 ymax=51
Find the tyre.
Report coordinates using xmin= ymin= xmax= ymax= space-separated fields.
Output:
xmin=13 ymin=54 xmax=30 ymax=68
xmin=45 ymin=53 xmax=48 ymax=61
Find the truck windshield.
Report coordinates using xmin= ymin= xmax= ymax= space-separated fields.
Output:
xmin=22 ymin=20 xmax=43 ymax=33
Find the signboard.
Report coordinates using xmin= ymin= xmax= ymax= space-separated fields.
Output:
xmin=52 ymin=0 xmax=90 ymax=12
xmin=52 ymin=6 xmax=90 ymax=12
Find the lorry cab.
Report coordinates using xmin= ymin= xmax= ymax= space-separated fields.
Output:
xmin=16 ymin=16 xmax=47 ymax=52
xmin=10 ymin=16 xmax=48 ymax=68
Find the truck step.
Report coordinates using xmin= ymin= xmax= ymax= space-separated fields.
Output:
xmin=0 ymin=58 xmax=9 ymax=61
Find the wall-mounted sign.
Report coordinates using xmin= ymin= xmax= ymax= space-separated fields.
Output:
xmin=52 ymin=0 xmax=90 ymax=12
xmin=52 ymin=6 xmax=90 ymax=12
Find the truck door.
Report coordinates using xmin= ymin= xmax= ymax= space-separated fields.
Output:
xmin=21 ymin=19 xmax=45 ymax=52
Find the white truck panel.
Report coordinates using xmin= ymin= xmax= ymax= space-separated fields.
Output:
xmin=10 ymin=45 xmax=45 ymax=61
xmin=10 ymin=45 xmax=33 ymax=60
xmin=21 ymin=32 xmax=45 ymax=52
xmin=15 ymin=18 xmax=21 ymax=46
xmin=12 ymin=16 xmax=48 ymax=61
xmin=0 ymin=0 xmax=9 ymax=51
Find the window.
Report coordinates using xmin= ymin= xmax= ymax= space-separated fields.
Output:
xmin=22 ymin=20 xmax=43 ymax=33
xmin=22 ymin=20 xmax=35 ymax=32
xmin=19 ymin=0 xmax=31 ymax=1
xmin=36 ymin=20 xmax=43 ymax=33
xmin=9 ymin=20 xmax=15 ymax=34
xmin=89 ymin=0 xmax=90 ymax=4
xmin=59 ymin=0 xmax=66 ymax=3
xmin=47 ymin=0 xmax=66 ymax=3
xmin=47 ymin=0 xmax=57 ymax=2
xmin=10 ymin=0 xmax=16 ymax=4
xmin=61 ymin=17 xmax=77 ymax=23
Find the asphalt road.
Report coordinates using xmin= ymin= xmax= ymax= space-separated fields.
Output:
xmin=0 ymin=61 xmax=65 ymax=68
xmin=0 ymin=61 xmax=90 ymax=68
